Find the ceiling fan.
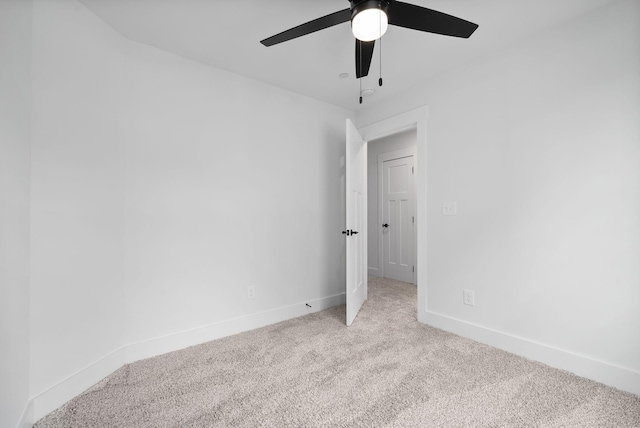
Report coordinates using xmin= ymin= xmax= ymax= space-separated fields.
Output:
xmin=260 ymin=0 xmax=479 ymax=80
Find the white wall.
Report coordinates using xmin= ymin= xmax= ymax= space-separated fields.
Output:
xmin=121 ymin=39 xmax=350 ymax=350
xmin=367 ymin=131 xmax=416 ymax=277
xmin=29 ymin=0 xmax=127 ymax=414
xmin=358 ymin=0 xmax=640 ymax=393
xmin=26 ymin=0 xmax=351 ymax=421
xmin=0 ymin=1 xmax=32 ymax=426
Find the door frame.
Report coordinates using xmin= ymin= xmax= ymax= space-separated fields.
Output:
xmin=378 ymin=147 xmax=416 ymax=284
xmin=357 ymin=106 xmax=428 ymax=323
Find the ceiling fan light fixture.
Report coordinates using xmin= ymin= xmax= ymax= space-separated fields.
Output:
xmin=351 ymin=1 xmax=388 ymax=42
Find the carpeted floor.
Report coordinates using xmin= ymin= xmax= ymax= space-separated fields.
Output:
xmin=35 ymin=277 xmax=640 ymax=427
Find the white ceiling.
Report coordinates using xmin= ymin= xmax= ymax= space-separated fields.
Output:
xmin=79 ymin=0 xmax=617 ymax=110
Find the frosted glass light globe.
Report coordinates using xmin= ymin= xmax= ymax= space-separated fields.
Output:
xmin=351 ymin=8 xmax=388 ymax=42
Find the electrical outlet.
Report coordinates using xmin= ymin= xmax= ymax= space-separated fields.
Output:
xmin=443 ymin=201 xmax=457 ymax=216
xmin=463 ymin=289 xmax=475 ymax=306
xmin=247 ymin=286 xmax=256 ymax=299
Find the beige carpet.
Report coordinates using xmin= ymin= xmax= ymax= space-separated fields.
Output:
xmin=35 ymin=277 xmax=640 ymax=427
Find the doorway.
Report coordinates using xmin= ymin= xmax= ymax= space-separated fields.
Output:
xmin=367 ymin=132 xmax=417 ymax=284
xmin=357 ymin=106 xmax=428 ymax=323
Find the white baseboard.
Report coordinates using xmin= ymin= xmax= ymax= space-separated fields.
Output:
xmin=25 ymin=293 xmax=346 ymax=424
xmin=28 ymin=347 xmax=126 ymax=425
xmin=368 ymin=267 xmax=381 ymax=277
xmin=18 ymin=398 xmax=33 ymax=428
xmin=425 ymin=311 xmax=640 ymax=396
xmin=125 ymin=293 xmax=345 ymax=363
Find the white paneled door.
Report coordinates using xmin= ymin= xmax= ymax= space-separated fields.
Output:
xmin=345 ymin=119 xmax=367 ymax=326
xmin=381 ymin=155 xmax=414 ymax=283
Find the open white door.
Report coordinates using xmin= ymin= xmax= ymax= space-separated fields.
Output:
xmin=345 ymin=119 xmax=367 ymax=326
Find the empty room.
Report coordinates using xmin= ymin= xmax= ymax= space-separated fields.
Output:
xmin=1 ymin=0 xmax=639 ymax=426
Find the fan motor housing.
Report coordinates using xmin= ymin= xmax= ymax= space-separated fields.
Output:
xmin=350 ymin=0 xmax=391 ymax=20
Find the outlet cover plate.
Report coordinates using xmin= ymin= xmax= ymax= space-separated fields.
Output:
xmin=247 ymin=286 xmax=256 ymax=299
xmin=463 ymin=289 xmax=475 ymax=306
xmin=443 ymin=201 xmax=457 ymax=216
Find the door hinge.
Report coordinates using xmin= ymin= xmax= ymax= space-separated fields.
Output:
xmin=412 ymin=216 xmax=415 ymax=223
xmin=413 ymin=266 xmax=415 ymax=272
xmin=412 ymin=166 xmax=414 ymax=174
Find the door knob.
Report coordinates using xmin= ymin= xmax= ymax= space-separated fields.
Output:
xmin=382 ymin=223 xmax=389 ymax=228
xmin=351 ymin=230 xmax=359 ymax=235
xmin=342 ymin=230 xmax=351 ymax=236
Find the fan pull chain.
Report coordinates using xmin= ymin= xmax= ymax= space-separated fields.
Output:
xmin=379 ymin=14 xmax=383 ymax=87
xmin=359 ymin=41 xmax=363 ymax=104
xmin=379 ymin=39 xmax=383 ymax=87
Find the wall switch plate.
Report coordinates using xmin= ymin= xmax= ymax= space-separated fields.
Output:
xmin=247 ymin=286 xmax=256 ymax=299
xmin=443 ymin=201 xmax=457 ymax=216
xmin=463 ymin=289 xmax=475 ymax=306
